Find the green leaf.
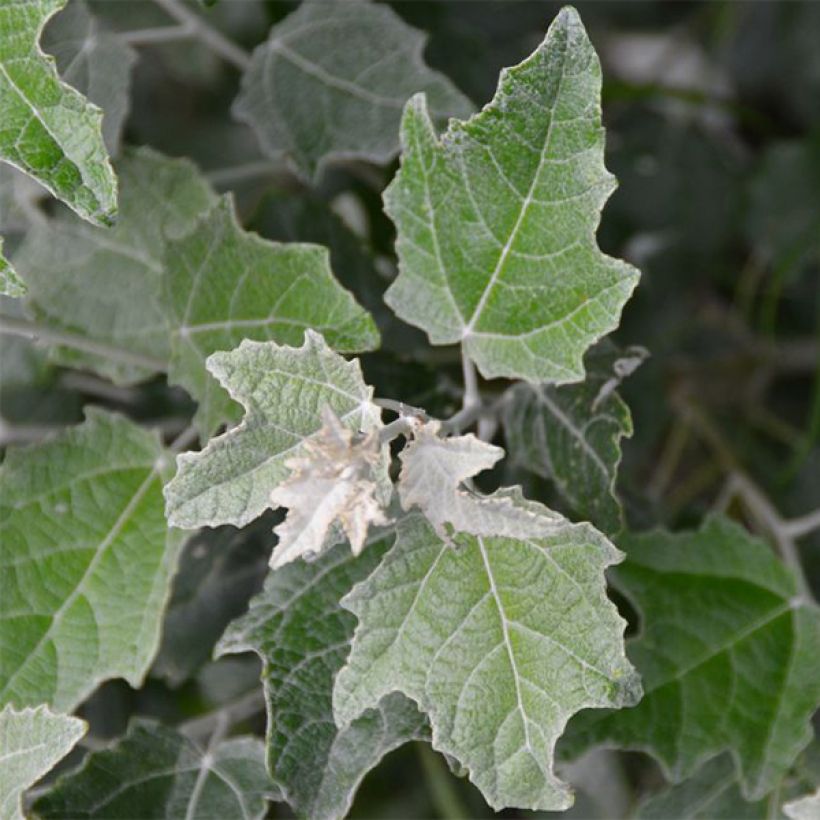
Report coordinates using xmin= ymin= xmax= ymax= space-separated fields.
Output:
xmin=0 ymin=704 xmax=85 ymax=820
xmin=501 ymin=343 xmax=645 ymax=533
xmin=162 ymin=196 xmax=379 ymax=435
xmin=218 ymin=537 xmax=428 ymax=820
xmin=0 ymin=238 xmax=25 ymax=297
xmin=233 ymin=0 xmax=472 ymax=180
xmin=333 ymin=511 xmax=640 ymax=812
xmin=31 ymin=721 xmax=276 ymax=820
xmin=383 ymin=7 xmax=639 ymax=383
xmin=567 ymin=515 xmax=820 ymax=800
xmin=0 ymin=0 xmax=116 ymax=225
xmin=785 ymin=788 xmax=820 ymax=820
xmin=637 ymin=755 xmax=772 ymax=819
xmin=14 ymin=147 xmax=217 ymax=384
xmin=0 ymin=408 xmax=183 ymax=711
xmin=41 ymin=0 xmax=137 ymax=154
xmin=164 ymin=331 xmax=383 ymax=531
xmin=152 ymin=517 xmax=273 ymax=687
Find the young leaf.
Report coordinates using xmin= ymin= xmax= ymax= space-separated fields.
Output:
xmin=398 ymin=420 xmax=557 ymax=538
xmin=501 ymin=343 xmax=646 ymax=532
xmin=0 ymin=0 xmax=117 ymax=225
xmin=41 ymin=0 xmax=136 ymax=153
xmin=31 ymin=721 xmax=275 ymax=820
xmin=165 ymin=331 xmax=383 ymax=531
xmin=636 ymin=755 xmax=771 ymax=819
xmin=162 ymin=196 xmax=379 ymax=435
xmin=233 ymin=0 xmax=472 ymax=180
xmin=0 ymin=408 xmax=183 ymax=711
xmin=383 ymin=7 xmax=639 ymax=383
xmin=14 ymin=147 xmax=217 ymax=384
xmin=218 ymin=538 xmax=428 ymax=819
xmin=785 ymin=788 xmax=820 ymax=820
xmin=269 ymin=407 xmax=388 ymax=569
xmin=0 ymin=704 xmax=86 ymax=820
xmin=567 ymin=515 xmax=820 ymax=800
xmin=0 ymin=238 xmax=24 ymax=298
xmin=333 ymin=511 xmax=640 ymax=812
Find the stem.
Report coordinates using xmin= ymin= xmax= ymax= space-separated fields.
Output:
xmin=460 ymin=350 xmax=480 ymax=413
xmin=179 ymin=689 xmax=264 ymax=741
xmin=782 ymin=509 xmax=820 ymax=540
xmin=120 ymin=23 xmax=192 ymax=46
xmin=151 ymin=0 xmax=251 ymax=70
xmin=373 ymin=398 xmax=427 ymax=421
xmin=415 ymin=743 xmax=470 ymax=820
xmin=169 ymin=424 xmax=199 ymax=454
xmin=378 ymin=416 xmax=418 ymax=445
xmin=0 ymin=314 xmax=167 ymax=372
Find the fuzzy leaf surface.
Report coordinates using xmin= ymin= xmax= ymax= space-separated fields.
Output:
xmin=218 ymin=537 xmax=428 ymax=819
xmin=165 ymin=331 xmax=382 ymax=531
xmin=0 ymin=0 xmax=116 ymax=225
xmin=0 ymin=704 xmax=85 ymax=820
xmin=785 ymin=788 xmax=820 ymax=820
xmin=32 ymin=721 xmax=275 ymax=820
xmin=383 ymin=7 xmax=639 ymax=382
xmin=0 ymin=238 xmax=24 ymax=297
xmin=0 ymin=408 xmax=183 ymax=711
xmin=567 ymin=515 xmax=820 ymax=800
xmin=163 ymin=196 xmax=379 ymax=435
xmin=501 ymin=343 xmax=645 ymax=532
xmin=14 ymin=147 xmax=217 ymax=384
xmin=234 ymin=0 xmax=472 ymax=180
xmin=333 ymin=512 xmax=640 ymax=812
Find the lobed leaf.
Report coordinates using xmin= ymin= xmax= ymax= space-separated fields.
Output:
xmin=0 ymin=704 xmax=85 ymax=820
xmin=218 ymin=536 xmax=428 ymax=820
xmin=334 ymin=511 xmax=640 ymax=812
xmin=0 ymin=408 xmax=183 ymax=711
xmin=383 ymin=7 xmax=639 ymax=383
xmin=567 ymin=515 xmax=820 ymax=800
xmin=0 ymin=0 xmax=116 ymax=225
xmin=233 ymin=0 xmax=472 ymax=180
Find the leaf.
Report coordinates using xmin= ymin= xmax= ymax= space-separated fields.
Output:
xmin=31 ymin=721 xmax=276 ymax=820
xmin=501 ymin=343 xmax=646 ymax=533
xmin=218 ymin=537 xmax=428 ymax=820
xmin=637 ymin=755 xmax=771 ymax=819
xmin=0 ymin=408 xmax=183 ymax=711
xmin=0 ymin=238 xmax=25 ymax=297
xmin=152 ymin=515 xmax=274 ymax=687
xmin=0 ymin=0 xmax=116 ymax=225
xmin=0 ymin=704 xmax=86 ymax=820
xmin=269 ymin=407 xmax=389 ymax=569
xmin=165 ymin=330 xmax=383 ymax=531
xmin=785 ymin=788 xmax=820 ymax=820
xmin=14 ymin=146 xmax=217 ymax=384
xmin=333 ymin=511 xmax=640 ymax=812
xmin=383 ymin=7 xmax=639 ymax=383
xmin=41 ymin=0 xmax=137 ymax=154
xmin=233 ymin=0 xmax=472 ymax=180
xmin=397 ymin=420 xmax=557 ymax=538
xmin=162 ymin=196 xmax=379 ymax=435
xmin=566 ymin=515 xmax=820 ymax=800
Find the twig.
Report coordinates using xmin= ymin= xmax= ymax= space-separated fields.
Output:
xmin=179 ymin=689 xmax=264 ymax=741
xmin=169 ymin=424 xmax=199 ymax=454
xmin=0 ymin=419 xmax=63 ymax=446
xmin=120 ymin=23 xmax=192 ymax=46
xmin=151 ymin=0 xmax=251 ymax=70
xmin=782 ymin=509 xmax=820 ymax=541
xmin=0 ymin=314 xmax=167 ymax=372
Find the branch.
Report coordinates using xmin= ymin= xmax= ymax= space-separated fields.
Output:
xmin=0 ymin=314 xmax=167 ymax=372
xmin=151 ymin=0 xmax=251 ymax=70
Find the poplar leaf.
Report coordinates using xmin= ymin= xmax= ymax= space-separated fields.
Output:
xmin=269 ymin=407 xmax=388 ymax=569
xmin=502 ymin=343 xmax=646 ymax=532
xmin=234 ymin=0 xmax=472 ymax=180
xmin=14 ymin=147 xmax=217 ymax=384
xmin=398 ymin=420 xmax=553 ymax=538
xmin=785 ymin=788 xmax=820 ymax=820
xmin=0 ymin=408 xmax=183 ymax=711
xmin=0 ymin=238 xmax=24 ymax=298
xmin=165 ymin=331 xmax=383 ymax=531
xmin=567 ymin=515 xmax=820 ymax=800
xmin=31 ymin=721 xmax=275 ymax=820
xmin=162 ymin=196 xmax=379 ymax=436
xmin=383 ymin=7 xmax=639 ymax=383
xmin=333 ymin=511 xmax=640 ymax=812
xmin=0 ymin=0 xmax=116 ymax=225
xmin=0 ymin=705 xmax=85 ymax=820
xmin=218 ymin=538 xmax=428 ymax=820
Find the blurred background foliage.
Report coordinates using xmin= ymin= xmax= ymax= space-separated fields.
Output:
xmin=2 ymin=1 xmax=818 ymax=817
